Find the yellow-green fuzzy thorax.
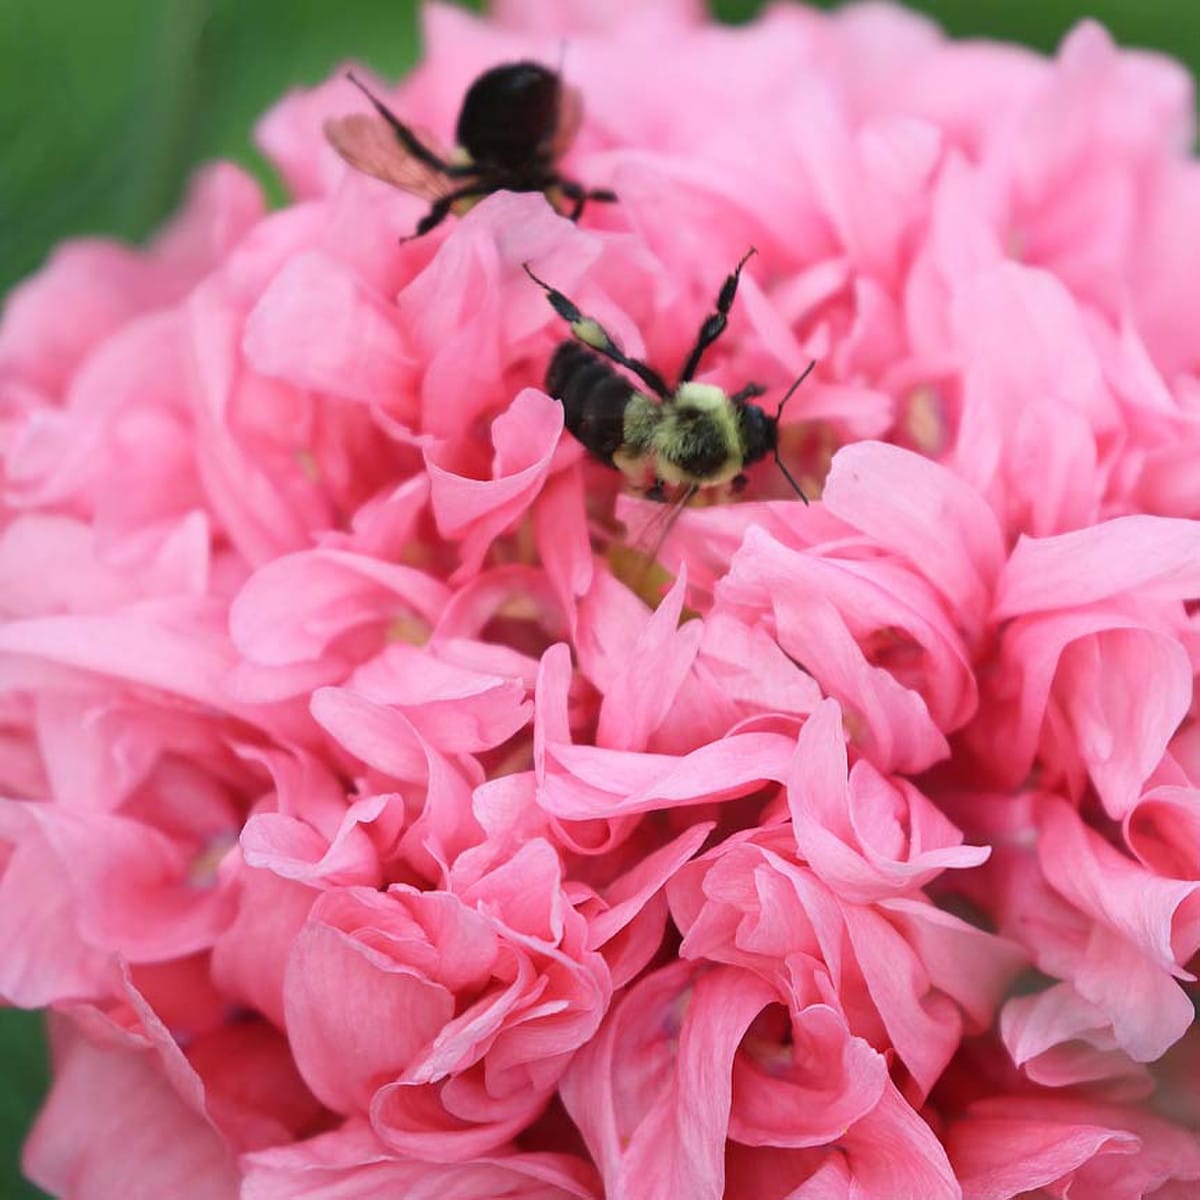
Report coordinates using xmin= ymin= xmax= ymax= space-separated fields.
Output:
xmin=621 ymin=383 xmax=744 ymax=487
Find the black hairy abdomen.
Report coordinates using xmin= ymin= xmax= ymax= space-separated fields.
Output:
xmin=545 ymin=342 xmax=632 ymax=465
xmin=457 ymin=62 xmax=558 ymax=171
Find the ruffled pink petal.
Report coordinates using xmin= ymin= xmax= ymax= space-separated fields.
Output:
xmin=346 ymin=641 xmax=531 ymax=754
xmin=241 ymin=1117 xmax=600 ymax=1199
xmin=243 ymin=250 xmax=416 ymax=405
xmin=24 ymin=962 xmax=268 ymax=1197
xmin=948 ymin=1096 xmax=1200 ymax=1200
xmin=310 ymin=685 xmax=431 ymax=780
xmin=882 ymin=899 xmax=1027 ymax=1032
xmin=1000 ymin=982 xmax=1138 ymax=1089
xmin=787 ymin=699 xmax=988 ymax=902
xmin=184 ymin=277 xmax=330 ymax=565
xmin=24 ymin=1015 xmax=239 ymax=1200
xmin=211 ymin=864 xmax=317 ymax=1029
xmin=0 ymin=813 xmax=117 ymax=1005
xmin=284 ymin=889 xmax=461 ymax=1113
xmin=370 ymin=1077 xmax=545 ymax=1164
xmin=26 ymin=803 xmax=238 ymax=963
xmin=399 ymin=192 xmax=598 ymax=439
xmin=561 ymin=962 xmax=777 ymax=1200
xmin=835 ymin=1080 xmax=960 ymax=1200
xmin=969 ymin=608 xmax=1192 ymax=815
xmin=719 ymin=525 xmax=967 ymax=765
xmin=947 ymin=1103 xmax=1140 ymax=1200
xmin=951 ymin=260 xmax=1115 ymax=535
xmin=822 ymin=440 xmax=1004 ymax=632
xmin=1125 ymin=785 xmax=1200 ymax=879
xmin=1038 ymin=796 xmax=1200 ymax=972
xmin=595 ymin=568 xmax=703 ymax=751
xmin=534 ymin=464 xmax=595 ymax=625
xmin=839 ymin=901 xmax=960 ymax=1099
xmin=541 ymin=729 xmax=795 ymax=821
xmin=0 ymin=604 xmax=241 ymax=712
xmin=996 ymin=515 xmax=1200 ymax=617
xmin=426 ymin=388 xmax=566 ymax=581
xmin=728 ymin=1004 xmax=887 ymax=1149
xmin=453 ymin=837 xmax=566 ymax=943
xmin=241 ymin=793 xmax=396 ymax=889
xmin=584 ymin=821 xmax=713 ymax=951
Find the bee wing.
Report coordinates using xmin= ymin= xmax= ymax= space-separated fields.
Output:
xmin=324 ymin=114 xmax=456 ymax=201
xmin=548 ymin=81 xmax=584 ymax=160
xmin=627 ymin=483 xmax=699 ymax=571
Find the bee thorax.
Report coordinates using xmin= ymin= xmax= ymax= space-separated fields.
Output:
xmin=654 ymin=384 xmax=742 ymax=483
xmin=673 ymin=381 xmax=729 ymax=412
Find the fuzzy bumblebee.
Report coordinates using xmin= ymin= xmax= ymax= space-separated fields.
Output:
xmin=524 ymin=251 xmax=812 ymax=502
xmin=326 ymin=62 xmax=617 ymax=239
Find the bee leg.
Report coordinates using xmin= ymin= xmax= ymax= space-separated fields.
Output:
xmin=403 ymin=184 xmax=489 ymax=241
xmin=346 ymin=72 xmax=451 ymax=172
xmin=521 ymin=264 xmax=671 ymax=399
xmin=730 ymin=473 xmax=749 ymax=495
xmin=554 ymin=177 xmax=619 ymax=221
xmin=678 ymin=247 xmax=757 ymax=383
xmin=729 ymin=382 xmax=767 ymax=407
xmin=645 ymin=479 xmax=668 ymax=503
xmin=554 ymin=178 xmax=587 ymax=221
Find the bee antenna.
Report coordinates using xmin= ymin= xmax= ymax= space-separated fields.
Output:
xmin=775 ymin=359 xmax=816 ymax=422
xmin=773 ymin=359 xmax=816 ymax=504
xmin=774 ymin=453 xmax=809 ymax=504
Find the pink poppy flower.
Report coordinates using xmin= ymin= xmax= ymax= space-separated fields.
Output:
xmin=5 ymin=0 xmax=1200 ymax=1192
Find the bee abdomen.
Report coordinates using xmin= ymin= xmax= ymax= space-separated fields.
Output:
xmin=545 ymin=342 xmax=634 ymax=465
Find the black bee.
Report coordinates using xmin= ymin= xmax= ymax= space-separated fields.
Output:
xmin=324 ymin=61 xmax=617 ymax=239
xmin=523 ymin=250 xmax=813 ymax=506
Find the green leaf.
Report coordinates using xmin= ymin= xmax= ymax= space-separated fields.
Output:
xmin=0 ymin=0 xmax=433 ymax=293
xmin=0 ymin=1011 xmax=49 ymax=1200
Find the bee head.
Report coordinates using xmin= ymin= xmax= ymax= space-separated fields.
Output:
xmin=737 ymin=402 xmax=777 ymax=466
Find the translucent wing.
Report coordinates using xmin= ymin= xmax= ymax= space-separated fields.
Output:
xmin=610 ymin=483 xmax=699 ymax=605
xmin=634 ymin=483 xmax=699 ymax=560
xmin=324 ymin=114 xmax=457 ymax=202
xmin=549 ymin=81 xmax=584 ymax=161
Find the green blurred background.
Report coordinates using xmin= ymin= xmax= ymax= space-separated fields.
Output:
xmin=0 ymin=0 xmax=1197 ymax=1195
